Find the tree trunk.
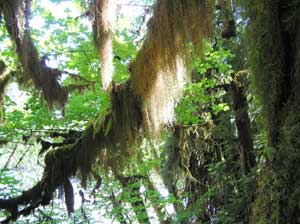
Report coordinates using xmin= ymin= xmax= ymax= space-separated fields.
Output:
xmin=248 ymin=1 xmax=300 ymax=223
xmin=143 ymin=175 xmax=172 ymax=224
xmin=231 ymin=73 xmax=256 ymax=174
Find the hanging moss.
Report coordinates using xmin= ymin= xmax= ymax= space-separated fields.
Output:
xmin=42 ymin=82 xmax=142 ymax=188
xmin=130 ymin=0 xmax=213 ymax=132
xmin=92 ymin=0 xmax=116 ymax=90
xmin=161 ymin=123 xmax=221 ymax=222
xmin=131 ymin=0 xmax=213 ymax=87
xmin=98 ymin=82 xmax=143 ymax=174
xmin=0 ymin=0 xmax=67 ymax=107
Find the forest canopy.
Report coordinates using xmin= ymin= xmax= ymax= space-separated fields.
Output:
xmin=1 ymin=0 xmax=300 ymax=223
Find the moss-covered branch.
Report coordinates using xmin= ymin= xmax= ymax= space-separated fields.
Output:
xmin=0 ymin=83 xmax=142 ymax=221
xmin=0 ymin=0 xmax=67 ymax=107
xmin=0 ymin=0 xmax=213 ymax=221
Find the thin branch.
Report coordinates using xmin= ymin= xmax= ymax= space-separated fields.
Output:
xmin=47 ymin=49 xmax=96 ymax=56
xmin=15 ymin=146 xmax=32 ymax=168
xmin=3 ymin=144 xmax=18 ymax=169
xmin=62 ymin=70 xmax=96 ymax=83
xmin=118 ymin=4 xmax=152 ymax=7
xmin=174 ymin=122 xmax=211 ymax=128
xmin=12 ymin=128 xmax=81 ymax=134
xmin=63 ymin=83 xmax=95 ymax=93
xmin=81 ymin=47 xmax=98 ymax=77
xmin=37 ymin=209 xmax=53 ymax=221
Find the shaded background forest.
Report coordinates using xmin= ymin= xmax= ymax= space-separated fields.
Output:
xmin=0 ymin=0 xmax=300 ymax=223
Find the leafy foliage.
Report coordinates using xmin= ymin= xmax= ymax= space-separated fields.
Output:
xmin=175 ymin=42 xmax=232 ymax=125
